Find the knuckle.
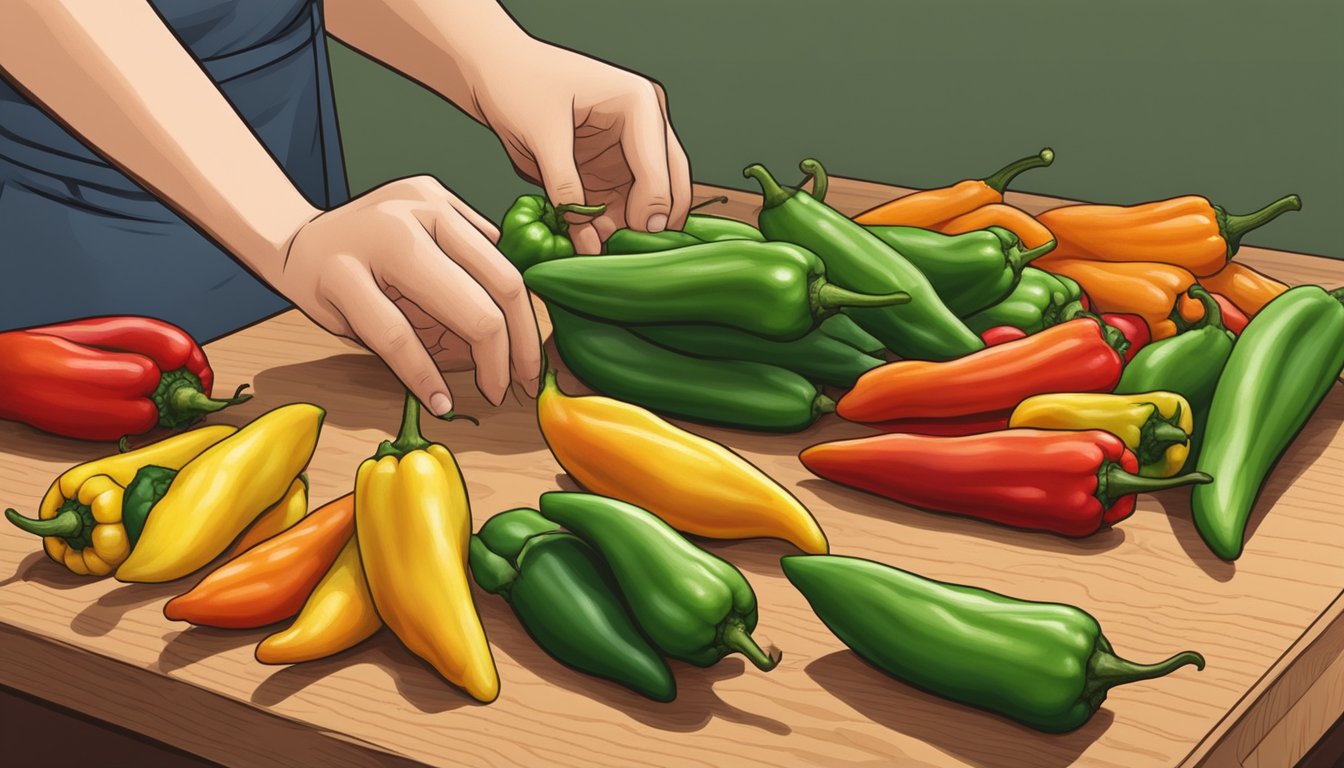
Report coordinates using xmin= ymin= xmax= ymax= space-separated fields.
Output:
xmin=470 ymin=310 xmax=506 ymax=341
xmin=496 ymin=273 xmax=527 ymax=302
xmin=375 ymin=323 xmax=414 ymax=356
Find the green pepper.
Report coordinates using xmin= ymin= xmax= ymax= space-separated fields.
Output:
xmin=744 ymin=160 xmax=981 ymax=361
xmin=963 ymin=267 xmax=1081 ymax=335
xmin=1115 ymin=286 xmax=1235 ymax=469
xmin=497 ymin=195 xmax=606 ymax=271
xmin=866 ymin=226 xmax=1057 ymax=317
xmin=1193 ymin=286 xmax=1344 ymax=561
xmin=469 ymin=509 xmax=676 ymax=702
xmin=682 ymin=214 xmax=767 ymax=242
xmin=633 ymin=324 xmax=884 ymax=388
xmin=547 ymin=304 xmax=834 ymax=432
xmin=604 ymin=228 xmax=705 ymax=254
xmin=538 ymin=492 xmax=779 ymax=671
xmin=782 ymin=554 xmax=1204 ymax=733
xmin=525 ymin=242 xmax=909 ymax=342
xmin=817 ymin=315 xmax=887 ymax=356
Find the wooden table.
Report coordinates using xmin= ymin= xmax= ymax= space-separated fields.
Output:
xmin=2 ymin=179 xmax=1342 ymax=768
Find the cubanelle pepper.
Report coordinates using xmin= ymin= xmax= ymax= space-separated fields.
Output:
xmin=852 ymin=149 xmax=1054 ymax=228
xmin=1009 ymin=392 xmax=1194 ymax=478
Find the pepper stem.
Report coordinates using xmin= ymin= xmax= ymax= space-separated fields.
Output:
xmin=722 ymin=620 xmax=780 ymax=671
xmin=1220 ymin=194 xmax=1301 ymax=255
xmin=813 ymin=393 xmax=837 ymax=419
xmin=1083 ymin=637 xmax=1204 ymax=706
xmin=1137 ymin=406 xmax=1191 ymax=467
xmin=1185 ymin=284 xmax=1225 ymax=332
xmin=1008 ymin=239 xmax=1057 ymax=274
xmin=156 ymin=370 xmax=252 ymax=429
xmin=688 ymin=195 xmax=730 ymax=212
xmin=5 ymin=506 xmax=83 ymax=538
xmin=799 ymin=158 xmax=828 ymax=203
xmin=1098 ymin=463 xmax=1212 ymax=509
xmin=540 ymin=202 xmax=608 ymax=234
xmin=374 ymin=392 xmax=435 ymax=459
xmin=812 ymin=281 xmax=911 ymax=315
xmin=981 ymin=148 xmax=1054 ymax=194
xmin=743 ymin=164 xmax=793 ymax=209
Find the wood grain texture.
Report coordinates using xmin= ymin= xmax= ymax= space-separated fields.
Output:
xmin=1 ymin=180 xmax=1342 ymax=768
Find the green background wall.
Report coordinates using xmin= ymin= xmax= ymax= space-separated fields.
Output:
xmin=329 ymin=0 xmax=1342 ymax=258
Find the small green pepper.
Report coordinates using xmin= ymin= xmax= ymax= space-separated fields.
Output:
xmin=525 ymin=241 xmax=909 ymax=342
xmin=633 ymin=323 xmax=885 ymax=388
xmin=497 ymin=195 xmax=606 ymax=271
xmin=783 ymin=554 xmax=1204 ymax=733
xmin=538 ymin=492 xmax=780 ymax=671
xmin=963 ymin=267 xmax=1084 ymax=335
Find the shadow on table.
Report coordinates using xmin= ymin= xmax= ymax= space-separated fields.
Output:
xmin=0 ymin=551 xmax=89 ymax=590
xmin=71 ymin=580 xmax=185 ymax=637
xmin=797 ymin=479 xmax=1128 ymax=556
xmin=805 ymin=651 xmax=1112 ymax=767
xmin=157 ymin=625 xmax=269 ymax=673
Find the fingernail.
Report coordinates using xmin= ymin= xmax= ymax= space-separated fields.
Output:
xmin=646 ymin=213 xmax=668 ymax=232
xmin=429 ymin=393 xmax=453 ymax=416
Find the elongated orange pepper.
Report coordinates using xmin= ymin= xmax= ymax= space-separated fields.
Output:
xmin=1043 ymin=260 xmax=1202 ymax=341
xmin=853 ymin=149 xmax=1053 ymax=227
xmin=222 ymin=476 xmax=308 ymax=560
xmin=162 ymin=494 xmax=354 ymax=629
xmin=1036 ymin=194 xmax=1300 ymax=277
xmin=1198 ymin=261 xmax=1290 ymax=317
xmin=934 ymin=203 xmax=1055 ymax=249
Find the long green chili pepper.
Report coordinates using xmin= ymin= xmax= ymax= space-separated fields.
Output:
xmin=633 ymin=324 xmax=885 ymax=388
xmin=817 ymin=315 xmax=887 ymax=356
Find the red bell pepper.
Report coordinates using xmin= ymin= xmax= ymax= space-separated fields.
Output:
xmin=979 ymin=325 xmax=1028 ymax=346
xmin=838 ymin=317 xmax=1127 ymax=435
xmin=0 ymin=316 xmax=250 ymax=441
xmin=799 ymin=429 xmax=1212 ymax=537
xmin=1098 ymin=312 xmax=1149 ymax=363
xmin=1209 ymin=292 xmax=1249 ymax=335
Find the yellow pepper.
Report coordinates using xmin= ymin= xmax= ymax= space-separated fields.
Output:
xmin=6 ymin=425 xmax=237 ymax=577
xmin=1009 ymin=391 xmax=1194 ymax=477
xmin=116 ymin=403 xmax=324 ymax=583
xmin=356 ymin=393 xmax=497 ymax=702
xmin=255 ymin=537 xmax=381 ymax=664
xmin=537 ymin=371 xmax=827 ymax=553
xmin=224 ymin=475 xmax=309 ymax=559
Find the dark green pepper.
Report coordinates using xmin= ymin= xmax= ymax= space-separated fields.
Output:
xmin=604 ymin=228 xmax=704 ymax=254
xmin=469 ymin=509 xmax=676 ymax=702
xmin=538 ymin=492 xmax=779 ymax=671
xmin=497 ymin=195 xmax=606 ymax=272
xmin=744 ymin=160 xmax=981 ymax=361
xmin=682 ymin=214 xmax=767 ymax=242
xmin=963 ymin=267 xmax=1084 ymax=335
xmin=548 ymin=304 xmax=835 ymax=432
xmin=782 ymin=554 xmax=1204 ymax=733
xmin=1115 ymin=286 xmax=1235 ymax=469
xmin=525 ymin=242 xmax=909 ymax=342
xmin=633 ymin=324 xmax=885 ymax=388
xmin=1193 ymin=286 xmax=1344 ymax=560
xmin=817 ymin=315 xmax=887 ymax=356
xmin=866 ymin=226 xmax=1057 ymax=317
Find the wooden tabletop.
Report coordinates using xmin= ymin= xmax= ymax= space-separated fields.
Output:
xmin=2 ymin=179 xmax=1342 ymax=768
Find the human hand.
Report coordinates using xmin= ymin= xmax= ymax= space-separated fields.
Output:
xmin=274 ymin=176 xmax=541 ymax=414
xmin=470 ymin=40 xmax=693 ymax=254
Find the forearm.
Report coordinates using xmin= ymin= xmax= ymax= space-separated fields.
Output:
xmin=0 ymin=0 xmax=319 ymax=284
xmin=324 ymin=0 xmax=533 ymax=123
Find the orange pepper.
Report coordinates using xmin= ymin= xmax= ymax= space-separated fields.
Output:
xmin=853 ymin=149 xmax=1052 ymax=227
xmin=1036 ymin=194 xmax=1300 ymax=277
xmin=221 ymin=476 xmax=307 ymax=560
xmin=1198 ymin=261 xmax=1290 ymax=317
xmin=934 ymin=203 xmax=1056 ymax=249
xmin=1042 ymin=260 xmax=1203 ymax=341
xmin=163 ymin=494 xmax=354 ymax=629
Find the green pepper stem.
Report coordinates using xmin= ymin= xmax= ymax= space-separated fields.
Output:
xmin=799 ymin=158 xmax=828 ymax=203
xmin=743 ymin=164 xmax=793 ymax=209
xmin=540 ymin=202 xmax=608 ymax=234
xmin=1137 ymin=411 xmax=1191 ymax=467
xmin=722 ymin=621 xmax=780 ymax=671
xmin=375 ymin=392 xmax=431 ymax=459
xmin=1078 ymin=311 xmax=1130 ymax=358
xmin=166 ymin=382 xmax=251 ymax=420
xmin=981 ymin=148 xmax=1054 ymax=194
xmin=468 ymin=535 xmax=519 ymax=597
xmin=814 ymin=393 xmax=837 ymax=419
xmin=1008 ymin=239 xmax=1057 ymax=273
xmin=1099 ymin=464 xmax=1212 ymax=508
xmin=1185 ymin=284 xmax=1225 ymax=332
xmin=812 ymin=281 xmax=911 ymax=314
xmin=1084 ymin=642 xmax=1204 ymax=705
xmin=5 ymin=507 xmax=82 ymax=538
xmin=688 ymin=195 xmax=730 ymax=212
xmin=1220 ymin=194 xmax=1301 ymax=254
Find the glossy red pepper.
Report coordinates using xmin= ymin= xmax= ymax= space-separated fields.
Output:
xmin=799 ymin=429 xmax=1212 ymax=537
xmin=1098 ymin=313 xmax=1149 ymax=363
xmin=1210 ymin=293 xmax=1249 ymax=335
xmin=980 ymin=326 xmax=1028 ymax=346
xmin=0 ymin=316 xmax=249 ymax=441
xmin=838 ymin=317 xmax=1127 ymax=435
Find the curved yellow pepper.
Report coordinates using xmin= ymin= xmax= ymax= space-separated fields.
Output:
xmin=356 ymin=394 xmax=498 ymax=703
xmin=225 ymin=475 xmax=309 ymax=559
xmin=255 ymin=537 xmax=381 ymax=664
xmin=116 ymin=403 xmax=324 ymax=583
xmin=1009 ymin=391 xmax=1194 ymax=477
xmin=537 ymin=371 xmax=828 ymax=554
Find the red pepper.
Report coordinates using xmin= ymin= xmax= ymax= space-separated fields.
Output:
xmin=799 ymin=429 xmax=1212 ymax=537
xmin=979 ymin=326 xmax=1028 ymax=346
xmin=837 ymin=317 xmax=1127 ymax=435
xmin=0 ymin=316 xmax=250 ymax=442
xmin=1098 ymin=313 xmax=1150 ymax=363
xmin=1209 ymin=292 xmax=1249 ymax=335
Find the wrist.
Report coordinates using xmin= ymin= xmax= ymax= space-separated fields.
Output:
xmin=234 ymin=192 xmax=321 ymax=288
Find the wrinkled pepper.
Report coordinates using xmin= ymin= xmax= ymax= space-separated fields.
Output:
xmin=469 ymin=508 xmax=676 ymax=702
xmin=114 ymin=403 xmax=324 ymax=583
xmin=0 ymin=316 xmax=251 ymax=441
xmin=1009 ymin=392 xmax=1194 ymax=478
xmin=356 ymin=393 xmax=498 ymax=702
xmin=963 ymin=267 xmax=1085 ymax=336
xmin=782 ymin=554 xmax=1205 ymax=732
xmin=1042 ymin=259 xmax=1203 ymax=341
xmin=537 ymin=370 xmax=827 ymax=553
xmin=799 ymin=429 xmax=1211 ymax=537
xmin=632 ymin=323 xmax=884 ymax=388
xmin=1193 ymin=286 xmax=1344 ymax=560
xmin=1037 ymin=193 xmax=1301 ymax=277
xmin=837 ymin=318 xmax=1127 ymax=435
xmin=524 ymin=242 xmax=908 ymax=342
xmin=256 ymin=536 xmax=381 ymax=664
xmin=934 ymin=203 xmax=1056 ymax=250
xmin=163 ymin=494 xmax=355 ymax=629
xmin=6 ymin=425 xmax=237 ymax=576
xmin=746 ymin=160 xmax=982 ymax=361
xmin=852 ymin=149 xmax=1054 ymax=227
xmin=548 ymin=304 xmax=834 ymax=432
xmin=497 ymin=195 xmax=606 ymax=271
xmin=223 ymin=475 xmax=308 ymax=560
xmin=538 ymin=492 xmax=780 ymax=671
xmin=1199 ymin=261 xmax=1289 ymax=317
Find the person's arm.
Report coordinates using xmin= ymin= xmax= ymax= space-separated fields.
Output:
xmin=1 ymin=0 xmax=539 ymax=412
xmin=325 ymin=0 xmax=693 ymax=254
